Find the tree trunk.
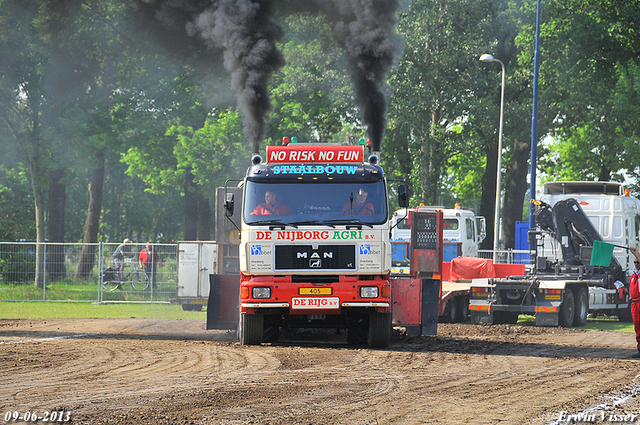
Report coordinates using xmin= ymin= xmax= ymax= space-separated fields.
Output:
xmin=47 ymin=168 xmax=66 ymax=279
xmin=479 ymin=140 xmax=498 ymax=251
xmin=197 ymin=189 xmax=212 ymax=241
xmin=502 ymin=138 xmax=529 ymax=249
xmin=30 ymin=168 xmax=46 ymax=288
xmin=25 ymin=109 xmax=46 ymax=288
xmin=418 ymin=110 xmax=443 ymax=205
xmin=75 ymin=151 xmax=105 ymax=279
xmin=184 ymin=170 xmax=198 ymax=240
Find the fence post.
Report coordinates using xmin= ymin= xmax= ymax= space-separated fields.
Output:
xmin=98 ymin=242 xmax=103 ymax=303
xmin=42 ymin=242 xmax=46 ymax=301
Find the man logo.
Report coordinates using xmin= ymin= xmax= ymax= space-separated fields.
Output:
xmin=310 ymin=259 xmax=322 ymax=268
xmin=360 ymin=244 xmax=371 ymax=255
xmin=251 ymin=245 xmax=262 ymax=255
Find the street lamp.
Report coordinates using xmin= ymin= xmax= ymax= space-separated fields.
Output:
xmin=479 ymin=53 xmax=505 ymax=262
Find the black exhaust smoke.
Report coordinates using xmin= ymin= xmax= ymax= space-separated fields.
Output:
xmin=142 ymin=0 xmax=401 ymax=155
xmin=330 ymin=0 xmax=400 ymax=153
xmin=190 ymin=0 xmax=285 ymax=154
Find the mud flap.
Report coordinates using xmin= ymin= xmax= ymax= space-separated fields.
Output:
xmin=470 ymin=310 xmax=493 ymax=324
xmin=421 ymin=278 xmax=439 ymax=336
xmin=207 ymin=274 xmax=240 ymax=330
xmin=535 ymin=312 xmax=559 ymax=326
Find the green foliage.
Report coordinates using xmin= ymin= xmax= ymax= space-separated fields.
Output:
xmin=123 ymin=108 xmax=249 ymax=195
xmin=385 ymin=0 xmax=495 ymax=205
xmin=0 ymin=248 xmax=35 ymax=283
xmin=525 ymin=0 xmax=640 ymax=182
xmin=0 ymin=167 xmax=35 ymax=241
xmin=268 ymin=14 xmax=360 ymax=144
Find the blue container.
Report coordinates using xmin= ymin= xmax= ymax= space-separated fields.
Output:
xmin=515 ymin=221 xmax=531 ymax=264
xmin=442 ymin=242 xmax=461 ymax=262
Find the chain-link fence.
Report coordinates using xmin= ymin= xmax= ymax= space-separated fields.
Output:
xmin=0 ymin=242 xmax=177 ymax=302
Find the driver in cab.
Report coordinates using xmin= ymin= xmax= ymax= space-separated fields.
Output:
xmin=342 ymin=188 xmax=374 ymax=216
xmin=250 ymin=191 xmax=292 ymax=215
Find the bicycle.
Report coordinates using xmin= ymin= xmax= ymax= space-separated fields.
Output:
xmin=101 ymin=259 xmax=150 ymax=291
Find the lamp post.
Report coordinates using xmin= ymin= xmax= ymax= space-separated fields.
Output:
xmin=479 ymin=53 xmax=505 ymax=262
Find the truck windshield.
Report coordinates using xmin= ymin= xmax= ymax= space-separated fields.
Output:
xmin=244 ymin=180 xmax=388 ymax=226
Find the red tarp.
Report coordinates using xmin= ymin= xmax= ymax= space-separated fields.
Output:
xmin=448 ymin=257 xmax=496 ymax=281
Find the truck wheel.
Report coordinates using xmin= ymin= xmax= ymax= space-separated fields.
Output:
xmin=367 ymin=312 xmax=392 ymax=348
xmin=618 ymin=303 xmax=633 ymax=322
xmin=262 ymin=315 xmax=280 ymax=343
xmin=445 ymin=298 xmax=458 ymax=323
xmin=347 ymin=314 xmax=368 ymax=346
xmin=572 ymin=287 xmax=588 ymax=327
xmin=559 ymin=290 xmax=575 ymax=327
xmin=182 ymin=304 xmax=203 ymax=312
xmin=239 ymin=313 xmax=264 ymax=345
xmin=456 ymin=296 xmax=469 ymax=323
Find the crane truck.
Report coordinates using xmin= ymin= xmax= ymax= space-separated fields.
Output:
xmin=220 ymin=139 xmax=409 ymax=347
xmin=469 ymin=192 xmax=634 ymax=327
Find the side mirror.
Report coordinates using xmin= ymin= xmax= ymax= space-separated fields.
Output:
xmin=398 ymin=184 xmax=409 ymax=208
xmin=224 ymin=192 xmax=235 ymax=217
xmin=477 ymin=217 xmax=487 ymax=243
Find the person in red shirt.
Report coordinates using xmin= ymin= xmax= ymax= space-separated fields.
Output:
xmin=250 ymin=191 xmax=292 ymax=215
xmin=139 ymin=242 xmax=160 ymax=288
xmin=629 ymin=247 xmax=640 ymax=358
xmin=342 ymin=188 xmax=375 ymax=216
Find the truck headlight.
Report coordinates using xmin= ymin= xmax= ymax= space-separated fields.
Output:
xmin=252 ymin=287 xmax=271 ymax=299
xmin=360 ymin=286 xmax=379 ymax=298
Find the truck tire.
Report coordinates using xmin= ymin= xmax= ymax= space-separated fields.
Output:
xmin=182 ymin=304 xmax=203 ymax=312
xmin=347 ymin=314 xmax=368 ymax=346
xmin=618 ymin=303 xmax=633 ymax=322
xmin=572 ymin=287 xmax=588 ymax=327
xmin=444 ymin=298 xmax=458 ymax=323
xmin=262 ymin=314 xmax=280 ymax=343
xmin=367 ymin=312 xmax=392 ymax=348
xmin=559 ymin=290 xmax=575 ymax=327
xmin=456 ymin=296 xmax=469 ymax=323
xmin=239 ymin=313 xmax=264 ymax=345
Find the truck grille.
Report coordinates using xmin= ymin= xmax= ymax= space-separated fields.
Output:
xmin=275 ymin=245 xmax=356 ymax=271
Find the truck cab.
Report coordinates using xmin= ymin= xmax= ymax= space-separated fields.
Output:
xmin=391 ymin=206 xmax=486 ymax=262
xmin=226 ymin=141 xmax=407 ymax=347
xmin=539 ymin=181 xmax=640 ymax=274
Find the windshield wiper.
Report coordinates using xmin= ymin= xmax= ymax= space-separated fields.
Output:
xmin=249 ymin=219 xmax=298 ymax=230
xmin=322 ymin=219 xmax=374 ymax=229
xmin=289 ymin=220 xmax=336 ymax=228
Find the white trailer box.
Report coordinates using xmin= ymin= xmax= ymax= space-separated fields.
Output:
xmin=539 ymin=181 xmax=640 ymax=272
xmin=176 ymin=242 xmax=217 ymax=311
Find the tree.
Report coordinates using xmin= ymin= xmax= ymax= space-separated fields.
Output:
xmin=527 ymin=0 xmax=640 ymax=185
xmin=385 ymin=0 xmax=495 ymax=208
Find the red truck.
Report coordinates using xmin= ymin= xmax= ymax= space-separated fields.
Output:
xmin=220 ymin=139 xmax=409 ymax=347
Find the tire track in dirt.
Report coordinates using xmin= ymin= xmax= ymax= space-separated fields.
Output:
xmin=1 ymin=335 xmax=282 ymax=413
xmin=3 ymin=319 xmax=640 ymax=425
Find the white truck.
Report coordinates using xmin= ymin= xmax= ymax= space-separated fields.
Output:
xmin=469 ymin=181 xmax=639 ymax=326
xmin=389 ymin=205 xmax=486 ymax=323
xmin=391 ymin=206 xmax=486 ymax=265
xmin=219 ymin=140 xmax=409 ymax=347
xmin=539 ymin=181 xmax=640 ymax=272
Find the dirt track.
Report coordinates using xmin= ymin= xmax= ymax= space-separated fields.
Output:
xmin=2 ymin=319 xmax=640 ymax=425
